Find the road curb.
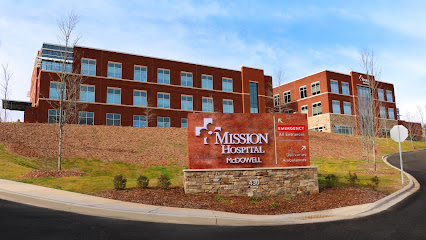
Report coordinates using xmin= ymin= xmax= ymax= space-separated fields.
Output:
xmin=0 ymin=153 xmax=420 ymax=226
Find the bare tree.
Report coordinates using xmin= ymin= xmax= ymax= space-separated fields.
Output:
xmin=404 ymin=111 xmax=416 ymax=148
xmin=273 ymin=68 xmax=292 ymax=113
xmin=1 ymin=62 xmax=13 ymax=122
xmin=417 ymin=105 xmax=425 ymax=142
xmin=143 ymin=99 xmax=156 ymax=127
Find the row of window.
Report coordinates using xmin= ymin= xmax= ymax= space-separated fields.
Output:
xmin=378 ymin=89 xmax=393 ymax=102
xmin=48 ymin=110 xmax=187 ymax=128
xmin=380 ymin=107 xmax=395 ymax=120
xmin=80 ymin=59 xmax=234 ymax=91
xmin=299 ymin=102 xmax=323 ymax=116
xmin=49 ymin=82 xmax=235 ymax=113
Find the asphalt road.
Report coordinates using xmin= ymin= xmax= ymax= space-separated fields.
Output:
xmin=0 ymin=150 xmax=425 ymax=240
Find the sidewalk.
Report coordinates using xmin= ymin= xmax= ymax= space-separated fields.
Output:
xmin=0 ymin=156 xmax=420 ymax=226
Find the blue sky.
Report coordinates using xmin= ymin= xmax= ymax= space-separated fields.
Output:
xmin=0 ymin=0 xmax=425 ymax=122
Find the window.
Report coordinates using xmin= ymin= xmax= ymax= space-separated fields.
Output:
xmin=50 ymin=82 xmax=66 ymax=100
xmin=313 ymin=102 xmax=322 ymax=116
xmin=42 ymin=60 xmax=72 ymax=73
xmin=202 ymin=75 xmax=213 ymax=89
xmin=48 ymin=109 xmax=63 ymax=123
xmin=133 ymin=90 xmax=147 ymax=107
xmin=311 ymin=82 xmax=320 ymax=95
xmin=386 ymin=91 xmax=393 ymax=102
xmin=380 ymin=107 xmax=386 ymax=119
xmin=181 ymin=72 xmax=193 ymax=87
xmin=158 ymin=69 xmax=170 ymax=84
xmin=134 ymin=66 xmax=147 ymax=82
xmin=79 ymin=111 xmax=94 ymax=125
xmin=157 ymin=93 xmax=170 ymax=109
xmin=388 ymin=108 xmax=395 ymax=119
xmin=301 ymin=105 xmax=308 ymax=114
xmin=378 ymin=89 xmax=384 ymax=101
xmin=332 ymin=100 xmax=341 ymax=114
xmin=310 ymin=126 xmax=324 ymax=132
xmin=342 ymin=82 xmax=349 ymax=95
xmin=273 ymin=95 xmax=280 ymax=107
xmin=106 ymin=113 xmax=121 ymax=126
xmin=181 ymin=95 xmax=193 ymax=111
xmin=330 ymin=80 xmax=339 ymax=93
xmin=284 ymin=91 xmax=291 ymax=103
xmin=334 ymin=126 xmax=353 ymax=135
xmin=157 ymin=117 xmax=170 ymax=127
xmin=250 ymin=82 xmax=259 ymax=113
xmin=381 ymin=129 xmax=390 ymax=137
xmin=343 ymin=102 xmax=351 ymax=115
xmin=81 ymin=59 xmax=96 ymax=76
xmin=202 ymin=97 xmax=214 ymax=112
xmin=133 ymin=115 xmax=147 ymax=127
xmin=181 ymin=118 xmax=188 ymax=128
xmin=80 ymin=85 xmax=95 ymax=102
xmin=222 ymin=78 xmax=233 ymax=92
xmin=107 ymin=62 xmax=122 ymax=78
xmin=223 ymin=99 xmax=234 ymax=113
xmin=107 ymin=88 xmax=121 ymax=104
xmin=299 ymin=86 xmax=307 ymax=99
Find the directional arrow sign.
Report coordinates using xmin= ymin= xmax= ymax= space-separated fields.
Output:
xmin=390 ymin=125 xmax=408 ymax=185
xmin=302 ymin=145 xmax=306 ymax=151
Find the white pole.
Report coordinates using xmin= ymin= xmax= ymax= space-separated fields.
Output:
xmin=398 ymin=126 xmax=404 ymax=185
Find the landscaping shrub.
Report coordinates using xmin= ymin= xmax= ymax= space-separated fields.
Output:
xmin=347 ymin=172 xmax=360 ymax=187
xmin=270 ymin=202 xmax=279 ymax=208
xmin=137 ymin=175 xmax=149 ymax=188
xmin=157 ymin=174 xmax=170 ymax=189
xmin=325 ymin=174 xmax=339 ymax=188
xmin=369 ymin=176 xmax=380 ymax=190
xmin=113 ymin=174 xmax=127 ymax=190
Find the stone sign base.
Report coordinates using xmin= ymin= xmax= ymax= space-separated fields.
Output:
xmin=183 ymin=166 xmax=319 ymax=197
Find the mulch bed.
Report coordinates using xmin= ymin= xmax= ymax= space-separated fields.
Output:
xmin=98 ymin=187 xmax=388 ymax=215
xmin=20 ymin=169 xmax=88 ymax=179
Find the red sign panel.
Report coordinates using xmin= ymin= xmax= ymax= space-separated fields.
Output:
xmin=188 ymin=113 xmax=310 ymax=169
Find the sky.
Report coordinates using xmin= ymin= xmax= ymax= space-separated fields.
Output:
xmin=0 ymin=0 xmax=425 ymax=122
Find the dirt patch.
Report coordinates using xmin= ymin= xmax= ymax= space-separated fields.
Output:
xmin=20 ymin=169 xmax=88 ymax=179
xmin=98 ymin=186 xmax=387 ymax=215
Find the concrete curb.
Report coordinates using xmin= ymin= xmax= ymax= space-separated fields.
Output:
xmin=0 ymin=154 xmax=420 ymax=226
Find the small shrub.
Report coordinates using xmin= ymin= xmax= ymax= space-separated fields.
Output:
xmin=224 ymin=199 xmax=233 ymax=204
xmin=284 ymin=195 xmax=293 ymax=200
xmin=347 ymin=172 xmax=360 ymax=187
xmin=325 ymin=174 xmax=339 ymax=188
xmin=214 ymin=195 xmax=224 ymax=201
xmin=369 ymin=176 xmax=380 ymax=190
xmin=249 ymin=196 xmax=258 ymax=201
xmin=113 ymin=174 xmax=127 ymax=190
xmin=157 ymin=174 xmax=171 ymax=189
xmin=250 ymin=200 xmax=258 ymax=205
xmin=137 ymin=175 xmax=149 ymax=188
xmin=270 ymin=202 xmax=279 ymax=208
xmin=262 ymin=196 xmax=269 ymax=200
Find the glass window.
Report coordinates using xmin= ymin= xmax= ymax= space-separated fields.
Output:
xmin=378 ymin=89 xmax=384 ymax=101
xmin=332 ymin=100 xmax=341 ymax=114
xmin=310 ymin=126 xmax=324 ymax=132
xmin=157 ymin=69 xmax=170 ymax=84
xmin=81 ymin=59 xmax=96 ymax=76
xmin=273 ymin=95 xmax=280 ymax=107
xmin=133 ymin=115 xmax=147 ymax=127
xmin=49 ymin=82 xmax=66 ymax=100
xmin=202 ymin=97 xmax=214 ymax=112
xmin=250 ymin=82 xmax=259 ymax=113
xmin=181 ymin=72 xmax=193 ymax=87
xmin=202 ymin=75 xmax=213 ymax=89
xmin=42 ymin=60 xmax=72 ymax=73
xmin=106 ymin=113 xmax=121 ymax=126
xmin=381 ymin=128 xmax=390 ymax=137
xmin=284 ymin=91 xmax=291 ymax=103
xmin=80 ymin=85 xmax=95 ymax=102
xmin=107 ymin=62 xmax=122 ymax=78
xmin=388 ymin=108 xmax=395 ymax=119
xmin=301 ymin=105 xmax=308 ymax=114
xmin=157 ymin=117 xmax=170 ymax=127
xmin=48 ymin=109 xmax=62 ymax=124
xmin=222 ymin=78 xmax=233 ymax=92
xmin=311 ymin=82 xmax=320 ymax=95
xmin=107 ymin=88 xmax=121 ymax=104
xmin=79 ymin=111 xmax=94 ymax=125
xmin=133 ymin=90 xmax=147 ymax=107
xmin=386 ymin=91 xmax=393 ymax=102
xmin=331 ymin=80 xmax=339 ymax=93
xmin=313 ymin=102 xmax=322 ymax=116
xmin=342 ymin=82 xmax=349 ymax=95
xmin=380 ymin=107 xmax=386 ymax=118
xmin=223 ymin=99 xmax=234 ymax=113
xmin=181 ymin=95 xmax=193 ymax=110
xmin=157 ymin=93 xmax=170 ymax=109
xmin=343 ymin=102 xmax=351 ymax=115
xmin=134 ymin=66 xmax=147 ymax=82
xmin=334 ymin=126 xmax=353 ymax=135
xmin=299 ymin=86 xmax=307 ymax=99
xmin=181 ymin=118 xmax=188 ymax=128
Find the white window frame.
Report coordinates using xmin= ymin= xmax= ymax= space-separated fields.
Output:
xmin=133 ymin=115 xmax=147 ymax=128
xmin=202 ymin=97 xmax=214 ymax=112
xmin=134 ymin=65 xmax=147 ymax=82
xmin=106 ymin=113 xmax=121 ymax=126
xmin=157 ymin=92 xmax=170 ymax=109
xmin=341 ymin=82 xmax=350 ymax=95
xmin=378 ymin=89 xmax=385 ymax=101
xmin=157 ymin=68 xmax=170 ymax=84
xmin=107 ymin=61 xmax=122 ymax=79
xmin=330 ymin=80 xmax=339 ymax=93
xmin=223 ymin=99 xmax=234 ymax=113
xmin=388 ymin=108 xmax=395 ymax=119
xmin=49 ymin=81 xmax=66 ymax=100
xmin=311 ymin=81 xmax=320 ymax=95
xmin=81 ymin=58 xmax=96 ymax=76
xmin=312 ymin=102 xmax=322 ymax=116
xmin=386 ymin=90 xmax=393 ymax=102
xmin=80 ymin=84 xmax=95 ymax=102
xmin=133 ymin=90 xmax=147 ymax=107
xmin=273 ymin=94 xmax=280 ymax=107
xmin=181 ymin=94 xmax=193 ymax=111
xmin=181 ymin=71 xmax=193 ymax=87
xmin=284 ymin=90 xmax=291 ymax=103
xmin=301 ymin=105 xmax=308 ymax=114
xmin=157 ymin=117 xmax=171 ymax=127
xmin=106 ymin=87 xmax=121 ymax=105
xmin=299 ymin=86 xmax=307 ymax=99
xmin=181 ymin=118 xmax=188 ymax=128
xmin=78 ymin=111 xmax=94 ymax=125
xmin=332 ymin=100 xmax=341 ymax=114
xmin=202 ymin=74 xmax=213 ymax=90
xmin=222 ymin=77 xmax=233 ymax=92
xmin=343 ymin=102 xmax=351 ymax=115
xmin=48 ymin=109 xmax=63 ymax=124
xmin=380 ymin=107 xmax=386 ymax=119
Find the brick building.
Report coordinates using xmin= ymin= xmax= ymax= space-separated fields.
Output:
xmin=272 ymin=70 xmax=400 ymax=136
xmin=24 ymin=43 xmax=273 ymax=127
